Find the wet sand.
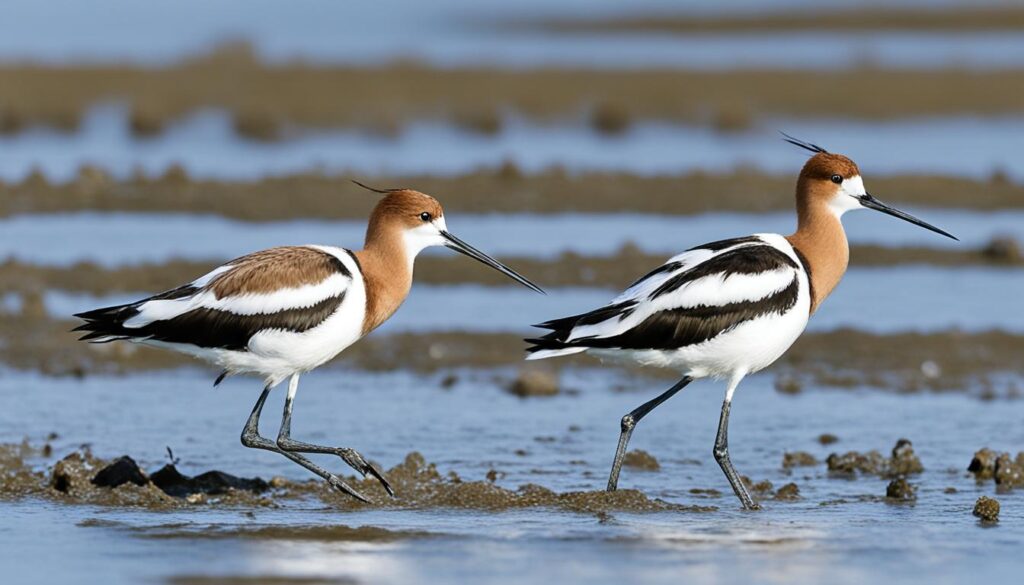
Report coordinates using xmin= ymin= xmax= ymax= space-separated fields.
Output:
xmin=2 ymin=169 xmax=1022 ymax=220
xmin=5 ymin=48 xmax=1024 ymax=137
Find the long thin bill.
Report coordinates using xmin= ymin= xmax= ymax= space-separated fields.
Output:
xmin=441 ymin=231 xmax=546 ymax=294
xmin=859 ymin=195 xmax=958 ymax=241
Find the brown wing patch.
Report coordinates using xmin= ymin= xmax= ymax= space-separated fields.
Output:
xmin=208 ymin=246 xmax=350 ymax=299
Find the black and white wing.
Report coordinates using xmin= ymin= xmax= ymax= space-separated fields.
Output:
xmin=525 ymin=235 xmax=806 ymax=358
xmin=73 ymin=246 xmax=356 ymax=351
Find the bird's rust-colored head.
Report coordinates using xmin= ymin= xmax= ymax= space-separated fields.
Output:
xmin=364 ymin=187 xmax=445 ymax=245
xmin=795 ymin=152 xmax=866 ymax=219
xmin=780 ymin=133 xmax=954 ymax=240
xmin=781 ymin=133 xmax=956 ymax=314
xmin=352 ymin=181 xmax=543 ymax=293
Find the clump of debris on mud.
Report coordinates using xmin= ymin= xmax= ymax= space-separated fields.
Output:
xmin=0 ymin=442 xmax=715 ymax=514
xmin=967 ymin=448 xmax=1024 ymax=492
xmin=826 ymin=438 xmax=924 ymax=478
xmin=973 ymin=496 xmax=1000 ymax=523
xmin=622 ymin=449 xmax=660 ymax=471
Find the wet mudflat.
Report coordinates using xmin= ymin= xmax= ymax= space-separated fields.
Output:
xmin=3 ymin=210 xmax=1021 ymax=266
xmin=1 ymin=368 xmax=1022 ymax=584
xmin=5 ymin=105 xmax=1024 ymax=181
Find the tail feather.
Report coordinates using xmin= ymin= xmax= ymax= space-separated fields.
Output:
xmin=524 ymin=315 xmax=587 ymax=359
xmin=72 ymin=301 xmax=144 ymax=343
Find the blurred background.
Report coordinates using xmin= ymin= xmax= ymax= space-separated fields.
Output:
xmin=1 ymin=1 xmax=1022 ymax=584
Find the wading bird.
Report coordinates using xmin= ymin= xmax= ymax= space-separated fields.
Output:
xmin=525 ymin=135 xmax=956 ymax=509
xmin=75 ymin=183 xmax=543 ymax=502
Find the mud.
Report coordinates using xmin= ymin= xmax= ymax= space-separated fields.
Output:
xmin=311 ymin=453 xmax=714 ymax=513
xmin=534 ymin=6 xmax=1024 ymax=34
xmin=774 ymin=483 xmax=801 ymax=501
xmin=885 ymin=478 xmax=917 ymax=502
xmin=2 ymin=169 xmax=1023 ymax=220
xmin=968 ymin=448 xmax=1024 ymax=491
xmin=5 ymin=48 xmax=1024 ymax=137
xmin=142 ymin=523 xmax=432 ymax=543
xmin=818 ymin=434 xmax=840 ymax=445
xmin=621 ymin=450 xmax=660 ymax=471
xmin=3 ymin=239 xmax=1021 ymax=299
xmin=1 ymin=445 xmax=713 ymax=514
xmin=826 ymin=439 xmax=923 ymax=478
xmin=0 ymin=441 xmax=48 ymax=498
xmin=507 ymin=369 xmax=560 ymax=398
xmin=782 ymin=451 xmax=818 ymax=469
xmin=973 ymin=496 xmax=1000 ymax=522
xmin=994 ymin=454 xmax=1024 ymax=490
xmin=1 ymin=308 xmax=1022 ymax=394
xmin=48 ymin=449 xmax=178 ymax=509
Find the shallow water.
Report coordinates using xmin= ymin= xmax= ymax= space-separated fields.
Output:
xmin=0 ymin=210 xmax=1015 ymax=266
xmin=0 ymin=0 xmax=1020 ymax=70
xmin=1 ymin=369 xmax=1022 ymax=584
xmin=3 ymin=105 xmax=1024 ymax=181
xmin=41 ymin=264 xmax=1024 ymax=334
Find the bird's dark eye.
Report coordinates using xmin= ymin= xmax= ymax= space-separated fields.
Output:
xmin=419 ymin=212 xmax=432 ymax=222
xmin=831 ymin=174 xmax=843 ymax=184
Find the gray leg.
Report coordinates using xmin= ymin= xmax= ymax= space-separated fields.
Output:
xmin=275 ymin=374 xmax=394 ymax=496
xmin=241 ymin=383 xmax=371 ymax=503
xmin=712 ymin=383 xmax=760 ymax=510
xmin=607 ymin=376 xmax=692 ymax=491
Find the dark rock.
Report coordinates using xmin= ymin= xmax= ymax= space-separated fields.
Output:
xmin=150 ymin=464 xmax=268 ymax=498
xmin=91 ymin=456 xmax=149 ymax=488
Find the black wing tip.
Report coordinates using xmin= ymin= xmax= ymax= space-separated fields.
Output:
xmin=532 ymin=319 xmax=561 ymax=330
xmin=778 ymin=131 xmax=829 ymax=154
xmin=73 ymin=304 xmax=137 ymax=342
xmin=75 ymin=331 xmax=121 ymax=342
xmin=524 ymin=336 xmax=569 ymax=353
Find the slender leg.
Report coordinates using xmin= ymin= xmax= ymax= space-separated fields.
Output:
xmin=712 ymin=374 xmax=760 ymax=510
xmin=607 ymin=376 xmax=692 ymax=491
xmin=275 ymin=374 xmax=394 ymax=496
xmin=241 ymin=383 xmax=371 ymax=503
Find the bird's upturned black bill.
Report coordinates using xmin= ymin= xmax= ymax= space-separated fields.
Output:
xmin=441 ymin=231 xmax=545 ymax=294
xmin=858 ymin=194 xmax=958 ymax=241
